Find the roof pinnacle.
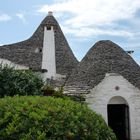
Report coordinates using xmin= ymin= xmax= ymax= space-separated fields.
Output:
xmin=48 ymin=11 xmax=53 ymax=16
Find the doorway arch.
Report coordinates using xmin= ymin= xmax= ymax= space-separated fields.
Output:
xmin=107 ymin=96 xmax=130 ymax=140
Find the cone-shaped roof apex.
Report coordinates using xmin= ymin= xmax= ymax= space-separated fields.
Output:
xmin=0 ymin=13 xmax=78 ymax=75
xmin=66 ymin=40 xmax=140 ymax=90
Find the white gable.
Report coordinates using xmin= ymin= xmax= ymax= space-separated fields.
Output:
xmin=86 ymin=73 xmax=140 ymax=140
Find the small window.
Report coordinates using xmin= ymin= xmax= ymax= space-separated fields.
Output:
xmin=41 ymin=69 xmax=48 ymax=73
xmin=47 ymin=26 xmax=51 ymax=30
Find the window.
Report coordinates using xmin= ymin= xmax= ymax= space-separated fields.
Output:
xmin=47 ymin=26 xmax=51 ymax=30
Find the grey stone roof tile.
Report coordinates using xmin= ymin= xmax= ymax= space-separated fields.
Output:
xmin=66 ymin=40 xmax=140 ymax=90
xmin=0 ymin=14 xmax=78 ymax=75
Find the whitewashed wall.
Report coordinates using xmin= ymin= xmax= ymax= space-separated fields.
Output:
xmin=86 ymin=73 xmax=140 ymax=140
xmin=42 ymin=26 xmax=56 ymax=80
xmin=0 ymin=58 xmax=28 ymax=70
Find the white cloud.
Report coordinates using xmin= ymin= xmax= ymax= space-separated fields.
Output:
xmin=123 ymin=43 xmax=140 ymax=50
xmin=16 ymin=13 xmax=27 ymax=24
xmin=61 ymin=26 xmax=134 ymax=38
xmin=0 ymin=14 xmax=11 ymax=22
xmin=37 ymin=0 xmax=140 ymax=37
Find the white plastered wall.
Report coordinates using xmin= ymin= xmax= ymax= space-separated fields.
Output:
xmin=86 ymin=73 xmax=140 ymax=140
xmin=0 ymin=58 xmax=28 ymax=70
xmin=42 ymin=26 xmax=56 ymax=80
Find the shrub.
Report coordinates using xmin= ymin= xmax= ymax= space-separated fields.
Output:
xmin=0 ymin=65 xmax=43 ymax=97
xmin=42 ymin=85 xmax=65 ymax=98
xmin=42 ymin=85 xmax=85 ymax=103
xmin=0 ymin=96 xmax=116 ymax=140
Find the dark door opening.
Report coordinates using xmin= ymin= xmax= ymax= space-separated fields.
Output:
xmin=107 ymin=104 xmax=130 ymax=140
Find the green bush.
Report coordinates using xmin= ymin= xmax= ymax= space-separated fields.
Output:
xmin=42 ymin=85 xmax=66 ymax=98
xmin=0 ymin=65 xmax=43 ymax=97
xmin=0 ymin=96 xmax=116 ymax=140
xmin=42 ymin=85 xmax=85 ymax=103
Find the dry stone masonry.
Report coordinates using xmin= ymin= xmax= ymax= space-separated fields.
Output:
xmin=0 ymin=12 xmax=140 ymax=140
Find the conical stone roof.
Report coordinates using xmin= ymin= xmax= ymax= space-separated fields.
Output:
xmin=0 ymin=13 xmax=78 ymax=75
xmin=66 ymin=40 xmax=140 ymax=90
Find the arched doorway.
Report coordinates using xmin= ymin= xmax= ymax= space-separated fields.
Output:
xmin=107 ymin=96 xmax=130 ymax=140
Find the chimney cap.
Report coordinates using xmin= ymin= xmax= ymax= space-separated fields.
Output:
xmin=48 ymin=11 xmax=53 ymax=16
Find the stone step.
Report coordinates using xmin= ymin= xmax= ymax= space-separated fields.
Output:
xmin=64 ymin=85 xmax=90 ymax=95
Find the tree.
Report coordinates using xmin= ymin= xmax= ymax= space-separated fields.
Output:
xmin=0 ymin=65 xmax=43 ymax=97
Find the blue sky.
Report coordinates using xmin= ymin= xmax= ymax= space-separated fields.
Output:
xmin=0 ymin=0 xmax=140 ymax=65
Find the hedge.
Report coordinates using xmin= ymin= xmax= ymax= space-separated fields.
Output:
xmin=0 ymin=96 xmax=116 ymax=140
xmin=0 ymin=65 xmax=43 ymax=97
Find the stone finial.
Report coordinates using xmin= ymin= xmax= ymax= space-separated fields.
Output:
xmin=48 ymin=11 xmax=53 ymax=16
